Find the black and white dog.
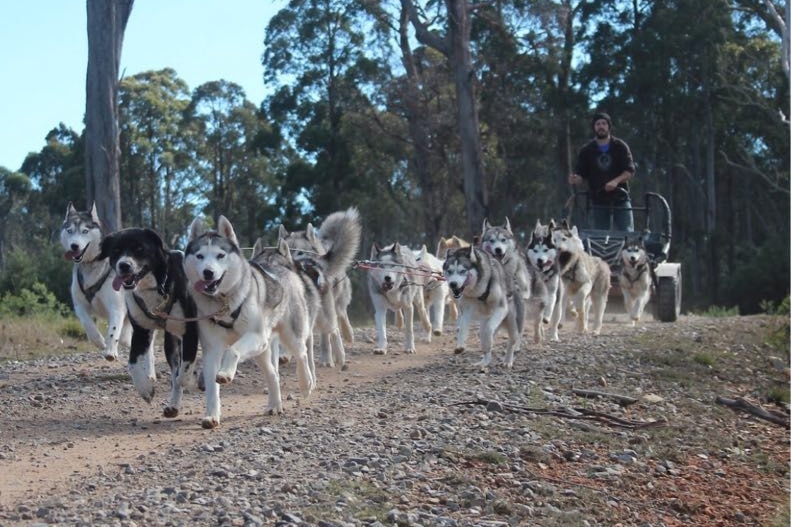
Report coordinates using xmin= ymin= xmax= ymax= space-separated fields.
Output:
xmin=98 ymin=228 xmax=200 ymax=417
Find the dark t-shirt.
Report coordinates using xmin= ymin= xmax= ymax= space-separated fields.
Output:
xmin=574 ymin=136 xmax=635 ymax=204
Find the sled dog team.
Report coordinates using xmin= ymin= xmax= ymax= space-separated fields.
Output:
xmin=61 ymin=203 xmax=654 ymax=428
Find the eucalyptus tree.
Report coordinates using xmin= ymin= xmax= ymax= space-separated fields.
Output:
xmin=402 ymin=0 xmax=489 ymax=235
xmin=85 ymin=0 xmax=133 ymax=231
xmin=263 ymin=0 xmax=381 ymax=218
xmin=118 ymin=68 xmax=196 ymax=242
xmin=0 ymin=167 xmax=32 ymax=270
xmin=185 ymin=80 xmax=278 ymax=244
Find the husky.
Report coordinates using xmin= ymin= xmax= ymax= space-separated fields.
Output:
xmin=97 ymin=228 xmax=200 ymax=417
xmin=443 ymin=246 xmax=523 ymax=368
xmin=278 ymin=207 xmax=362 ymax=368
xmin=619 ymin=235 xmax=653 ymax=325
xmin=480 ymin=218 xmax=546 ymax=345
xmin=60 ymin=202 xmax=132 ymax=361
xmin=184 ymin=216 xmax=314 ymax=429
xmin=411 ymin=244 xmax=452 ymax=337
xmin=525 ymin=219 xmax=564 ymax=343
xmin=367 ymin=242 xmax=432 ymax=354
xmin=251 ymin=237 xmax=319 ymax=380
xmin=551 ymin=221 xmax=611 ymax=335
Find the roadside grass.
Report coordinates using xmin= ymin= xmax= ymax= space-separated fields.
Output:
xmin=0 ymin=314 xmax=95 ymax=363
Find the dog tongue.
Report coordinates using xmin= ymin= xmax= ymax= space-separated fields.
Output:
xmin=64 ymin=250 xmax=78 ymax=260
xmin=112 ymin=275 xmax=125 ymax=291
xmin=194 ymin=280 xmax=209 ymax=292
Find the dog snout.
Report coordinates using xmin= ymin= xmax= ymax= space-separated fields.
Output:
xmin=70 ymin=243 xmax=79 ymax=252
xmin=202 ymin=269 xmax=215 ymax=280
xmin=383 ymin=275 xmax=392 ymax=283
xmin=118 ymin=261 xmax=132 ymax=274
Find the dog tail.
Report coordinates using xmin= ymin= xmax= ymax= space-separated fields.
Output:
xmin=319 ymin=207 xmax=362 ymax=278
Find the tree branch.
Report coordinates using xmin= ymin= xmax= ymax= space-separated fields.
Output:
xmin=715 ymin=395 xmax=790 ymax=428
xmin=401 ymin=0 xmax=450 ymax=56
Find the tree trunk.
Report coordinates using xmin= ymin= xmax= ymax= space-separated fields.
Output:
xmin=85 ymin=0 xmax=133 ymax=232
xmin=403 ymin=0 xmax=488 ymax=238
xmin=446 ymin=0 xmax=488 ymax=236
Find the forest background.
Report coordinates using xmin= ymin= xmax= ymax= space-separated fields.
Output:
xmin=0 ymin=0 xmax=788 ymax=323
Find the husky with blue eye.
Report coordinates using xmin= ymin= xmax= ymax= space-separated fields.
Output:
xmin=184 ymin=216 xmax=314 ymax=429
xmin=442 ymin=245 xmax=523 ymax=369
xmin=60 ymin=202 xmax=132 ymax=361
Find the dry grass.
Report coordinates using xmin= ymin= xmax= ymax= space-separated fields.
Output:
xmin=0 ymin=315 xmax=94 ymax=362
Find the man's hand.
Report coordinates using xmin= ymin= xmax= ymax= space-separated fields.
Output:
xmin=604 ymin=180 xmax=618 ymax=192
xmin=568 ymin=174 xmax=582 ymax=185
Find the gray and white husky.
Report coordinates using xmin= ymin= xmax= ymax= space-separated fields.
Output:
xmin=184 ymin=216 xmax=314 ymax=429
xmin=526 ymin=219 xmax=564 ymax=343
xmin=551 ymin=221 xmax=611 ymax=335
xmin=278 ymin=207 xmax=362 ymax=368
xmin=60 ymin=202 xmax=132 ymax=361
xmin=367 ymin=242 xmax=432 ymax=354
xmin=251 ymin=236 xmax=320 ymax=381
xmin=480 ymin=217 xmax=545 ymax=345
xmin=619 ymin=235 xmax=653 ymax=325
xmin=443 ymin=246 xmax=522 ymax=368
xmin=97 ymin=227 xmax=200 ymax=417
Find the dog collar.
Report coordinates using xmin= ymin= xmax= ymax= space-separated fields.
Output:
xmin=477 ymin=274 xmax=493 ymax=302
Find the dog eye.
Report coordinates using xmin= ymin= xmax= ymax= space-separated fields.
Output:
xmin=217 ymin=253 xmax=225 ymax=260
xmin=196 ymin=254 xmax=204 ymax=260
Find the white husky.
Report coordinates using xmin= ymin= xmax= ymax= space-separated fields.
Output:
xmin=60 ymin=202 xmax=131 ymax=361
xmin=367 ymin=242 xmax=432 ymax=354
xmin=184 ymin=216 xmax=314 ymax=429
xmin=412 ymin=244 xmax=452 ymax=337
xmin=619 ymin=236 xmax=653 ymax=325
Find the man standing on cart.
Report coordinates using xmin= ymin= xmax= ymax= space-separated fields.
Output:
xmin=568 ymin=112 xmax=636 ymax=231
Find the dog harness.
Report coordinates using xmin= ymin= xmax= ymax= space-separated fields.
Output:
xmin=209 ymin=261 xmax=281 ymax=330
xmin=622 ymin=263 xmax=648 ymax=285
xmin=77 ymin=265 xmax=112 ymax=304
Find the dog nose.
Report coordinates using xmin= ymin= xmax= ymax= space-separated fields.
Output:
xmin=384 ymin=275 xmax=392 ymax=283
xmin=202 ymin=269 xmax=214 ymax=280
xmin=71 ymin=243 xmax=79 ymax=251
xmin=118 ymin=262 xmax=131 ymax=274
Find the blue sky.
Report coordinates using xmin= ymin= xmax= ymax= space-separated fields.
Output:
xmin=0 ymin=0 xmax=286 ymax=171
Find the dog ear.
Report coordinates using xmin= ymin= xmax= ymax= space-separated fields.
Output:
xmin=188 ymin=217 xmax=206 ymax=241
xmin=505 ymin=217 xmax=512 ymax=233
xmin=89 ymin=203 xmax=100 ymax=225
xmin=306 ymin=224 xmax=327 ymax=256
xmin=97 ymin=233 xmax=115 ymax=261
xmin=370 ymin=242 xmax=380 ymax=258
xmin=277 ymin=224 xmax=289 ymax=240
xmin=217 ymin=216 xmax=239 ymax=247
xmin=65 ymin=202 xmax=77 ymax=220
xmin=277 ymin=238 xmax=292 ymax=260
xmin=252 ymin=237 xmax=265 ymax=258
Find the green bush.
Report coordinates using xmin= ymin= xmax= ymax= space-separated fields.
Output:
xmin=0 ymin=282 xmax=69 ymax=318
xmin=722 ymin=237 xmax=791 ymax=315
xmin=0 ymin=243 xmax=73 ymax=306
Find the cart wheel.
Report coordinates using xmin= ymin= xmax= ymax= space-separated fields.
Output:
xmin=655 ymin=271 xmax=681 ymax=322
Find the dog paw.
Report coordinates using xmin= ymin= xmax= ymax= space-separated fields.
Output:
xmin=163 ymin=406 xmax=179 ymax=418
xmin=201 ymin=417 xmax=220 ymax=429
xmin=404 ymin=347 xmax=417 ymax=354
xmin=453 ymin=347 xmax=465 ymax=355
xmin=265 ymin=405 xmax=283 ymax=415
xmin=373 ymin=348 xmax=387 ymax=355
xmin=432 ymin=329 xmax=443 ymax=336
xmin=215 ymin=372 xmax=233 ymax=385
xmin=542 ymin=317 xmax=550 ymax=325
xmin=103 ymin=350 xmax=119 ymax=362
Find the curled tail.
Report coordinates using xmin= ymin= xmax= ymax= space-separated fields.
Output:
xmin=319 ymin=207 xmax=362 ymax=278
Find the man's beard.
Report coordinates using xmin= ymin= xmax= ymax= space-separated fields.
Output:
xmin=595 ymin=129 xmax=609 ymax=140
